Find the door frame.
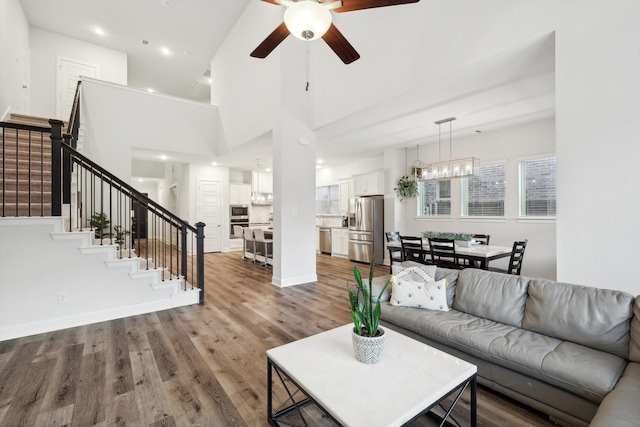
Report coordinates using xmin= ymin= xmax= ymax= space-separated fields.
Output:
xmin=56 ymin=55 xmax=99 ymax=120
xmin=196 ymin=178 xmax=223 ymax=253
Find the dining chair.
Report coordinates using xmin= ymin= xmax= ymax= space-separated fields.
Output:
xmin=427 ymin=237 xmax=462 ymax=269
xmin=242 ymin=227 xmax=256 ymax=262
xmin=253 ymin=228 xmax=273 ymax=267
xmin=400 ymin=235 xmax=428 ymax=265
xmin=386 ymin=231 xmax=404 ymax=273
xmin=489 ymin=239 xmax=528 ymax=275
xmin=473 ymin=234 xmax=490 ymax=245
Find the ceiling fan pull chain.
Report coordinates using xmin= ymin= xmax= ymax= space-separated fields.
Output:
xmin=306 ymin=42 xmax=310 ymax=91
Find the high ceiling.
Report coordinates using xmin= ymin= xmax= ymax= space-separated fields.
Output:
xmin=19 ymin=0 xmax=555 ymax=172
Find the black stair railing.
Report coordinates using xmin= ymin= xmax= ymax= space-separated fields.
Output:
xmin=58 ymin=130 xmax=206 ymax=304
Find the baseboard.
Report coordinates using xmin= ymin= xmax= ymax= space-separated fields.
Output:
xmin=0 ymin=293 xmax=198 ymax=342
xmin=271 ymin=274 xmax=318 ymax=287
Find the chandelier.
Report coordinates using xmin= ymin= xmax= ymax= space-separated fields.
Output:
xmin=417 ymin=117 xmax=478 ymax=181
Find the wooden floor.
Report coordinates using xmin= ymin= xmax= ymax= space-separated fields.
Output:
xmin=0 ymin=252 xmax=557 ymax=427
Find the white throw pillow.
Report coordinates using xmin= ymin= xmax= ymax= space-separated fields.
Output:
xmin=390 ymin=278 xmax=449 ymax=312
xmin=391 ymin=265 xmax=436 ymax=283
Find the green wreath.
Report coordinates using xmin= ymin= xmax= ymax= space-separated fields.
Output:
xmin=394 ymin=175 xmax=418 ymax=201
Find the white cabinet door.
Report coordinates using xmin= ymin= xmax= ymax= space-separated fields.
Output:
xmin=230 ymin=184 xmax=251 ymax=205
xmin=331 ymin=228 xmax=341 ymax=254
xmin=339 ymin=179 xmax=352 ymax=213
xmin=340 ymin=229 xmax=349 ymax=255
xmin=252 ymin=172 xmax=273 ymax=193
xmin=353 ymin=172 xmax=383 ymax=196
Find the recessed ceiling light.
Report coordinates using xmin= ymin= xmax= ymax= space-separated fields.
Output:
xmin=160 ymin=155 xmax=168 ymax=160
xmin=138 ymin=178 xmax=144 ymax=182
xmin=211 ymin=162 xmax=217 ymax=166
xmin=94 ymin=27 xmax=105 ymax=36
xmin=317 ymin=159 xmax=323 ymax=164
xmin=161 ymin=0 xmax=171 ymax=6
xmin=161 ymin=47 xmax=171 ymax=56
xmin=265 ymin=168 xmax=271 ymax=172
xmin=474 ymin=130 xmax=482 ymax=134
xmin=142 ymin=39 xmax=149 ymax=45
xmin=147 ymin=88 xmax=154 ymax=93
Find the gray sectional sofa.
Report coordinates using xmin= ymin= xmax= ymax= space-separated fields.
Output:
xmin=376 ymin=263 xmax=640 ymax=427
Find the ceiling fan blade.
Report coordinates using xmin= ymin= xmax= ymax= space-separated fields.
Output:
xmin=322 ymin=24 xmax=360 ymax=64
xmin=334 ymin=0 xmax=419 ymax=13
xmin=250 ymin=22 xmax=290 ymax=59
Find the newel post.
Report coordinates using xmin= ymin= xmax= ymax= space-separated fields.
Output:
xmin=62 ymin=134 xmax=73 ymax=205
xmin=49 ymin=119 xmax=64 ymax=217
xmin=180 ymin=223 xmax=188 ymax=282
xmin=196 ymin=222 xmax=206 ymax=304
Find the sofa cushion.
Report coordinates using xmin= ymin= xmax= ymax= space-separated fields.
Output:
xmin=589 ymin=362 xmax=640 ymax=427
xmin=363 ymin=276 xmax=392 ymax=303
xmin=390 ymin=278 xmax=448 ymax=311
xmin=630 ymin=298 xmax=640 ymax=362
xmin=414 ymin=310 xmax=479 ymax=345
xmin=488 ymin=329 xmax=562 ymax=379
xmin=453 ymin=269 xmax=529 ymax=328
xmin=392 ymin=263 xmax=436 ymax=282
xmin=541 ymin=341 xmax=627 ymax=403
xmin=435 ymin=267 xmax=459 ymax=308
xmin=446 ymin=318 xmax=516 ymax=361
xmin=522 ymin=279 xmax=635 ymax=359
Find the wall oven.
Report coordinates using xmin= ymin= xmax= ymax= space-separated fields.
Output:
xmin=230 ymin=218 xmax=249 ymax=237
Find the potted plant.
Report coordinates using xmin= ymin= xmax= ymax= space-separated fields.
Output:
xmin=113 ymin=225 xmax=130 ymax=249
xmin=424 ymin=231 xmax=474 ymax=247
xmin=394 ymin=175 xmax=418 ymax=201
xmin=347 ymin=258 xmax=391 ymax=364
xmin=89 ymin=212 xmax=110 ymax=239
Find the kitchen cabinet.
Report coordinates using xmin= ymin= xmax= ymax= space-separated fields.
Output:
xmin=338 ymin=178 xmax=353 ymax=214
xmin=353 ymin=172 xmax=384 ymax=196
xmin=252 ymin=171 xmax=273 ymax=193
xmin=229 ymin=184 xmax=251 ymax=205
xmin=331 ymin=228 xmax=349 ymax=257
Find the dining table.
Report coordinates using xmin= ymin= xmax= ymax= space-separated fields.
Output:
xmin=387 ymin=240 xmax=512 ymax=269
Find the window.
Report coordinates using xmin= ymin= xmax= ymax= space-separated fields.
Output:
xmin=418 ymin=180 xmax=451 ymax=216
xmin=316 ymin=184 xmax=339 ymax=215
xmin=461 ymin=163 xmax=506 ymax=217
xmin=519 ymin=157 xmax=556 ymax=217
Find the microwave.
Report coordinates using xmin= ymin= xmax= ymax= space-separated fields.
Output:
xmin=230 ymin=205 xmax=249 ymax=218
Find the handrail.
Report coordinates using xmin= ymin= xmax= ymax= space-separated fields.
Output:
xmin=0 ymin=121 xmax=51 ymax=133
xmin=67 ymin=80 xmax=82 ymax=135
xmin=60 ymin=138 xmax=197 ymax=234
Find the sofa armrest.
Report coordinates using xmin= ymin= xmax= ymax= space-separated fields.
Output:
xmin=590 ymin=362 xmax=640 ymax=427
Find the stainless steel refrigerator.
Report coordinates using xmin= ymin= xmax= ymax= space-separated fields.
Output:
xmin=348 ymin=196 xmax=384 ymax=265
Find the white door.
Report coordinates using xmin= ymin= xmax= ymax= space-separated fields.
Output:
xmin=56 ymin=56 xmax=98 ymax=120
xmin=197 ymin=180 xmax=222 ymax=253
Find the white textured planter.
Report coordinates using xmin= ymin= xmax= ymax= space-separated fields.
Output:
xmin=352 ymin=327 xmax=386 ymax=364
xmin=455 ymin=240 xmax=472 ymax=248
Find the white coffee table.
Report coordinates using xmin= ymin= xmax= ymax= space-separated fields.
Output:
xmin=267 ymin=324 xmax=477 ymax=427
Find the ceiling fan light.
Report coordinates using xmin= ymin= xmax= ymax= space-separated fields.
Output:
xmin=284 ymin=1 xmax=332 ymax=41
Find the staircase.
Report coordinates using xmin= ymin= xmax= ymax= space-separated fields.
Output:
xmin=0 ymin=114 xmax=55 ymax=217
xmin=0 ymin=112 xmax=204 ymax=341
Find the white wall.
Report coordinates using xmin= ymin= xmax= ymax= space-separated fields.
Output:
xmin=214 ymin=1 xmax=640 ymax=295
xmin=210 ymin=0 xmax=281 ymax=153
xmin=29 ymin=28 xmax=127 ymax=119
xmin=81 ymin=79 xmax=219 ymax=181
xmin=0 ymin=218 xmax=186 ymax=340
xmin=315 ymin=155 xmax=384 ymax=187
xmin=0 ymin=0 xmax=30 ymax=118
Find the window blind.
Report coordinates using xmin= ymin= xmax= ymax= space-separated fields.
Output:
xmin=519 ymin=157 xmax=556 ymax=217
xmin=461 ymin=163 xmax=506 ymax=217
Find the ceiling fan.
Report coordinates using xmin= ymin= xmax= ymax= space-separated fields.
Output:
xmin=250 ymin=0 xmax=420 ymax=64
